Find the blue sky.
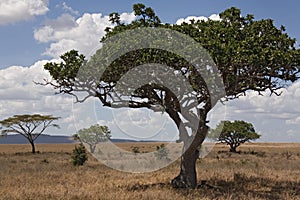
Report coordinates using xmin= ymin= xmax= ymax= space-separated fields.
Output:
xmin=0 ymin=0 xmax=300 ymax=142
xmin=1 ymin=0 xmax=300 ymax=68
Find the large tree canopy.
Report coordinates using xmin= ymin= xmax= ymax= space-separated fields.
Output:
xmin=0 ymin=114 xmax=60 ymax=153
xmin=174 ymin=8 xmax=300 ymax=97
xmin=42 ymin=4 xmax=300 ymax=188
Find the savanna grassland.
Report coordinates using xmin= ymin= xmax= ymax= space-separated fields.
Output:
xmin=0 ymin=143 xmax=299 ymax=200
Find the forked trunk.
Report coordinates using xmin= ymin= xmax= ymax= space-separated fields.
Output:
xmin=171 ymin=149 xmax=199 ymax=188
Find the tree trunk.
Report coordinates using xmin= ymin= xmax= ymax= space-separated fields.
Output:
xmin=30 ymin=141 xmax=36 ymax=154
xmin=229 ymin=144 xmax=237 ymax=153
xmin=90 ymin=144 xmax=96 ymax=153
xmin=172 ymin=149 xmax=199 ymax=188
xmin=230 ymin=147 xmax=236 ymax=152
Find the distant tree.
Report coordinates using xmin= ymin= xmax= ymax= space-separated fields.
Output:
xmin=211 ymin=120 xmax=260 ymax=152
xmin=0 ymin=114 xmax=59 ymax=153
xmin=74 ymin=124 xmax=111 ymax=153
xmin=42 ymin=4 xmax=300 ymax=188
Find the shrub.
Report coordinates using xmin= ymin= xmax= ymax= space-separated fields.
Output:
xmin=131 ymin=146 xmax=140 ymax=154
xmin=155 ymin=144 xmax=169 ymax=160
xmin=71 ymin=143 xmax=88 ymax=166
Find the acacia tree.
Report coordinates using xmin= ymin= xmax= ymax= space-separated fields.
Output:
xmin=41 ymin=4 xmax=300 ymax=188
xmin=0 ymin=114 xmax=59 ymax=153
xmin=74 ymin=124 xmax=111 ymax=153
xmin=211 ymin=120 xmax=260 ymax=152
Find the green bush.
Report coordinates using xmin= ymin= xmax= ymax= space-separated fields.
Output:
xmin=71 ymin=143 xmax=88 ymax=166
xmin=131 ymin=146 xmax=140 ymax=154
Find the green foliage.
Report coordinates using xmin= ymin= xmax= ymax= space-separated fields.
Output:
xmin=43 ymin=4 xmax=300 ymax=116
xmin=71 ymin=143 xmax=88 ymax=166
xmin=155 ymin=144 xmax=169 ymax=160
xmin=132 ymin=3 xmax=161 ymax=26
xmin=0 ymin=114 xmax=60 ymax=153
xmin=103 ymin=3 xmax=161 ymax=39
xmin=43 ymin=50 xmax=85 ymax=94
xmin=172 ymin=7 xmax=300 ymax=96
xmin=131 ymin=146 xmax=140 ymax=154
xmin=211 ymin=120 xmax=260 ymax=152
xmin=74 ymin=124 xmax=111 ymax=153
xmin=109 ymin=12 xmax=121 ymax=25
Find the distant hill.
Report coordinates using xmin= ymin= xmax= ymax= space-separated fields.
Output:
xmin=0 ymin=134 xmax=75 ymax=144
xmin=0 ymin=135 xmax=144 ymax=144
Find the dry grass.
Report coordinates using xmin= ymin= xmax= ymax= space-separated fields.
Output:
xmin=0 ymin=143 xmax=299 ymax=200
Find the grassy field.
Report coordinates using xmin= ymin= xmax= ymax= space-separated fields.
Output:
xmin=0 ymin=143 xmax=299 ymax=200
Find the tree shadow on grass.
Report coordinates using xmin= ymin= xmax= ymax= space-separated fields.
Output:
xmin=126 ymin=174 xmax=299 ymax=199
xmin=198 ymin=174 xmax=300 ymax=199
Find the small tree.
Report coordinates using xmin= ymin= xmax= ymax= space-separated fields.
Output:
xmin=71 ymin=143 xmax=88 ymax=166
xmin=0 ymin=114 xmax=59 ymax=153
xmin=74 ymin=124 xmax=111 ymax=153
xmin=211 ymin=120 xmax=260 ymax=152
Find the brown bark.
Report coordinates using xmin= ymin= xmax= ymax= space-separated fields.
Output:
xmin=171 ymin=124 xmax=209 ymax=189
xmin=171 ymin=148 xmax=199 ymax=188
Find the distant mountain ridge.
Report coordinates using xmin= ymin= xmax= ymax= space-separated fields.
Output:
xmin=0 ymin=134 xmax=144 ymax=144
xmin=0 ymin=134 xmax=75 ymax=144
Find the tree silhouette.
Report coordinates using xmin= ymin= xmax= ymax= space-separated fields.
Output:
xmin=0 ymin=114 xmax=59 ymax=153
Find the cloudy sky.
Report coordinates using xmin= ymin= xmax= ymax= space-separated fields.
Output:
xmin=0 ymin=0 xmax=300 ymax=142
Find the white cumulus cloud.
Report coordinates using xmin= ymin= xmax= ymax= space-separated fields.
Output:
xmin=0 ymin=61 xmax=75 ymax=135
xmin=34 ymin=12 xmax=136 ymax=58
xmin=61 ymin=2 xmax=79 ymax=16
xmin=224 ymin=82 xmax=300 ymax=142
xmin=67 ymin=98 xmax=177 ymax=140
xmin=0 ymin=0 xmax=49 ymax=25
